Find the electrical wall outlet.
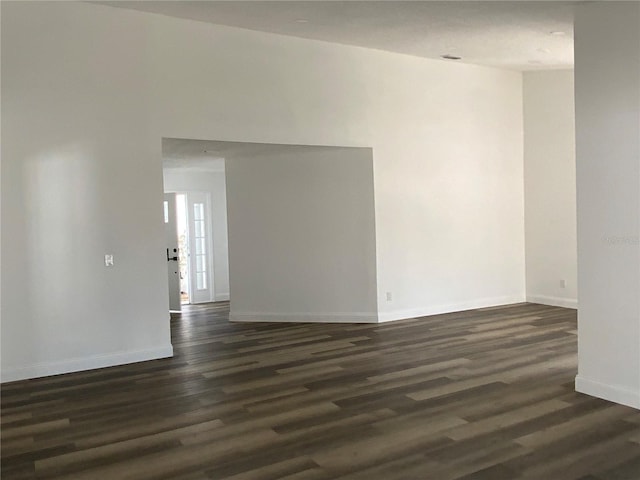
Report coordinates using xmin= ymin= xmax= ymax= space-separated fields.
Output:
xmin=104 ymin=254 xmax=114 ymax=267
xmin=386 ymin=292 xmax=393 ymax=302
xmin=560 ymin=279 xmax=566 ymax=289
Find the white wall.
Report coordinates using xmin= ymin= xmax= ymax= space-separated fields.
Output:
xmin=523 ymin=70 xmax=577 ymax=309
xmin=574 ymin=2 xmax=640 ymax=409
xmin=162 ymin=169 xmax=230 ymax=301
xmin=225 ymin=147 xmax=378 ymax=322
xmin=144 ymin=4 xmax=525 ymax=322
xmin=1 ymin=2 xmax=174 ymax=382
xmin=1 ymin=1 xmax=525 ymax=381
xmin=373 ymin=65 xmax=525 ymax=321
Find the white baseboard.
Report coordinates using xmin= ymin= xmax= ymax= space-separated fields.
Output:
xmin=215 ymin=292 xmax=230 ymax=302
xmin=230 ymin=311 xmax=378 ymax=323
xmin=527 ymin=294 xmax=577 ymax=309
xmin=575 ymin=375 xmax=640 ymax=410
xmin=377 ymin=295 xmax=526 ymax=323
xmin=1 ymin=345 xmax=174 ymax=383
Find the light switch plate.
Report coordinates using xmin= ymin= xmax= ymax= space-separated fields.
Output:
xmin=105 ymin=254 xmax=114 ymax=267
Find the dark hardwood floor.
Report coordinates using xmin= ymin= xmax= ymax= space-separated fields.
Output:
xmin=2 ymin=302 xmax=639 ymax=479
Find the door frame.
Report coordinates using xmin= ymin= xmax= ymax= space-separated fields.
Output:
xmin=169 ymin=190 xmax=216 ymax=305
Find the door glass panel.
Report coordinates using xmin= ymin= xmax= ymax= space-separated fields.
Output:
xmin=196 ymin=272 xmax=206 ymax=290
xmin=195 ymin=238 xmax=206 ymax=255
xmin=194 ymin=203 xmax=204 ymax=220
xmin=196 ymin=255 xmax=206 ymax=272
xmin=193 ymin=202 xmax=207 ymax=291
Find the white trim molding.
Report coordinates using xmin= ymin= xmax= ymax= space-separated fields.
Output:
xmin=1 ymin=345 xmax=174 ymax=383
xmin=377 ymin=295 xmax=526 ymax=323
xmin=230 ymin=311 xmax=378 ymax=323
xmin=215 ymin=292 xmax=230 ymax=302
xmin=527 ymin=294 xmax=577 ymax=309
xmin=575 ymin=375 xmax=640 ymax=410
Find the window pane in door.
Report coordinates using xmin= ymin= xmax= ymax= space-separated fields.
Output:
xmin=196 ymin=255 xmax=206 ymax=272
xmin=192 ymin=202 xmax=208 ymax=292
xmin=196 ymin=272 xmax=206 ymax=290
xmin=193 ymin=203 xmax=204 ymax=221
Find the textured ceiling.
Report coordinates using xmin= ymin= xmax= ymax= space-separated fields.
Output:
xmin=98 ymin=1 xmax=576 ymax=71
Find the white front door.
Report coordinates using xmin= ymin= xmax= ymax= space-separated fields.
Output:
xmin=187 ymin=192 xmax=214 ymax=303
xmin=164 ymin=193 xmax=181 ymax=311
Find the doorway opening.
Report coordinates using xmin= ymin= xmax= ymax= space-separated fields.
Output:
xmin=165 ymin=190 xmax=217 ymax=309
xmin=162 ymin=137 xmax=230 ymax=313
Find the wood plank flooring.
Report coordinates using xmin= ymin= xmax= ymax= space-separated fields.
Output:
xmin=2 ymin=302 xmax=639 ymax=479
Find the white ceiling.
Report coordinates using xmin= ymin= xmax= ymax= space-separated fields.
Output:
xmin=162 ymin=138 xmax=359 ymax=172
xmin=98 ymin=1 xmax=577 ymax=71
xmin=163 ymin=138 xmax=226 ymax=172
